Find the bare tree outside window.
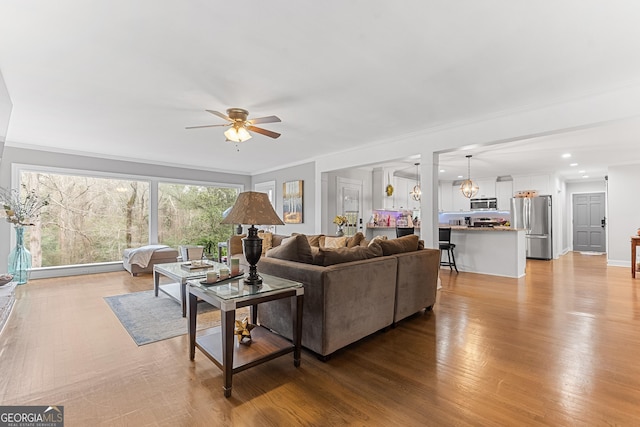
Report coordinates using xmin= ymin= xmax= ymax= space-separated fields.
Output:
xmin=21 ymin=172 xmax=149 ymax=267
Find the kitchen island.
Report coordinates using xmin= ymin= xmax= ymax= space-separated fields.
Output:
xmin=443 ymin=226 xmax=526 ymax=278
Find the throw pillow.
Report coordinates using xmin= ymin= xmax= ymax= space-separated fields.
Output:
xmin=229 ymin=234 xmax=246 ymax=255
xmin=292 ymin=233 xmax=324 ymax=247
xmin=320 ymin=241 xmax=383 ymax=266
xmin=368 ymin=235 xmax=388 ymax=247
xmin=257 ymin=231 xmax=273 ymax=255
xmin=271 ymin=234 xmax=290 ymax=248
xmin=346 ymin=232 xmax=364 ymax=248
xmin=265 ymin=234 xmax=313 ymax=264
xmin=320 ymin=235 xmax=348 ymax=249
xmin=379 ymin=234 xmax=420 ymax=256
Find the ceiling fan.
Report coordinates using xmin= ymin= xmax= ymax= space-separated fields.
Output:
xmin=186 ymin=108 xmax=281 ymax=143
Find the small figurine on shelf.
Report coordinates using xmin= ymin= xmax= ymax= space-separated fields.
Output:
xmin=234 ymin=317 xmax=255 ymax=345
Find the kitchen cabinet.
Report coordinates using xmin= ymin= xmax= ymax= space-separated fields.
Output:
xmin=496 ymin=180 xmax=513 ymax=211
xmin=474 ymin=178 xmax=496 ymax=198
xmin=439 ymin=182 xmax=453 ymax=212
xmin=513 ymin=174 xmax=550 ymax=195
xmin=452 ymin=184 xmax=470 ymax=212
xmin=392 ymin=176 xmax=420 ymax=210
xmin=395 ymin=176 xmax=408 ymax=209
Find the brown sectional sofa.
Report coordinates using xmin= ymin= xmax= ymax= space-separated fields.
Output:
xmin=229 ymin=232 xmax=439 ymax=359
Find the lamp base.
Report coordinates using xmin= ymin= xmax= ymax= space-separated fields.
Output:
xmin=242 ymin=225 xmax=263 ymax=287
xmin=244 ymin=274 xmax=263 ymax=286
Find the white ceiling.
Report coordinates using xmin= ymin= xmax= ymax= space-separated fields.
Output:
xmin=2 ymin=1 xmax=640 ymax=176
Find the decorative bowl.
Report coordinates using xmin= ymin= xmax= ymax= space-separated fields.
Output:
xmin=0 ymin=274 xmax=14 ymax=286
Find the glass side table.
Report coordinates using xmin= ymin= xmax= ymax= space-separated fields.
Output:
xmin=187 ymin=273 xmax=304 ymax=398
xmin=153 ymin=261 xmax=227 ymax=317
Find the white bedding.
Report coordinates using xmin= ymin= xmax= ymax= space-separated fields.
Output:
xmin=124 ymin=245 xmax=170 ymax=268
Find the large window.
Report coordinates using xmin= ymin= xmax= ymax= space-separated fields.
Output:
xmin=21 ymin=171 xmax=149 ymax=267
xmin=158 ymin=183 xmax=238 ymax=258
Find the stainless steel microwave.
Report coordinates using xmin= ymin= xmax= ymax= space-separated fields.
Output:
xmin=470 ymin=197 xmax=498 ymax=210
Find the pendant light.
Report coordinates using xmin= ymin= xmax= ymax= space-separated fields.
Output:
xmin=460 ymin=155 xmax=479 ymax=198
xmin=410 ymin=163 xmax=421 ymax=201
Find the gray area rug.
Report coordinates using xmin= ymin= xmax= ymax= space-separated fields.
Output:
xmin=105 ymin=290 xmax=220 ymax=346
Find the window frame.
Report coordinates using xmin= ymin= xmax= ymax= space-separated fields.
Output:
xmin=11 ymin=163 xmax=244 ymax=278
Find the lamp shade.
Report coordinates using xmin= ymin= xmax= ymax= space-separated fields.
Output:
xmin=221 ymin=191 xmax=284 ymax=226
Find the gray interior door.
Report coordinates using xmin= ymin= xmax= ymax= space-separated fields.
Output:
xmin=573 ymin=192 xmax=606 ymax=252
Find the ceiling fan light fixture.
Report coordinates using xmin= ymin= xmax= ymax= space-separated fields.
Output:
xmin=460 ymin=155 xmax=479 ymax=198
xmin=224 ymin=126 xmax=252 ymax=143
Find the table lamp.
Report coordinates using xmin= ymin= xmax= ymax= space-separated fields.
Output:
xmin=221 ymin=191 xmax=284 ymax=285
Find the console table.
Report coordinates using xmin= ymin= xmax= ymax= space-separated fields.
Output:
xmin=188 ymin=273 xmax=303 ymax=397
xmin=632 ymin=236 xmax=640 ymax=278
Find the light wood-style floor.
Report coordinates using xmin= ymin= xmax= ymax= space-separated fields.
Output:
xmin=1 ymin=252 xmax=639 ymax=426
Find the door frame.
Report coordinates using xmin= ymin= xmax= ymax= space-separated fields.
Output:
xmin=570 ymin=191 xmax=607 ymax=253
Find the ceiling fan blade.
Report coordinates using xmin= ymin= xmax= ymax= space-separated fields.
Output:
xmin=205 ymin=110 xmax=231 ymax=121
xmin=248 ymin=125 xmax=281 ymax=139
xmin=185 ymin=124 xmax=230 ymax=129
xmin=248 ymin=115 xmax=281 ymax=125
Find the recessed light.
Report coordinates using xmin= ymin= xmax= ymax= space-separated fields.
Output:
xmin=570 ymin=163 xmax=578 ymax=167
xmin=439 ymin=169 xmax=446 ymax=173
xmin=578 ymin=170 xmax=586 ymax=173
xmin=582 ymin=175 xmax=589 ymax=179
xmin=562 ymin=153 xmax=572 ymax=158
xmin=457 ymin=175 xmax=463 ymax=179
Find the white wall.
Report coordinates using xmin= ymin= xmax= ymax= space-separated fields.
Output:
xmin=251 ymin=162 xmax=316 ymax=236
xmin=0 ymin=69 xmax=11 ymax=161
xmin=607 ymin=165 xmax=640 ymax=266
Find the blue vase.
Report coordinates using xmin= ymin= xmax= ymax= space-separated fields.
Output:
xmin=8 ymin=226 xmax=32 ymax=285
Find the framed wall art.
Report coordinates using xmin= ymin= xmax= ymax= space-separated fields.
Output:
xmin=283 ymin=180 xmax=303 ymax=224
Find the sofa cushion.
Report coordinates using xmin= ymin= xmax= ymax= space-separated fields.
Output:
xmin=379 ymin=234 xmax=420 ymax=255
xmin=363 ymin=235 xmax=387 ymax=247
xmin=320 ymin=235 xmax=348 ymax=248
xmin=271 ymin=234 xmax=290 ymax=248
xmin=265 ymin=234 xmax=313 ymax=264
xmin=346 ymin=232 xmax=365 ymax=248
xmin=319 ymin=241 xmax=383 ymax=266
xmin=229 ymin=234 xmax=246 ymax=256
xmin=258 ymin=231 xmax=273 ymax=255
xmin=292 ymin=233 xmax=324 ymax=247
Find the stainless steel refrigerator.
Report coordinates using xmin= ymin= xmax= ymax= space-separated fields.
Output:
xmin=510 ymin=195 xmax=553 ymax=260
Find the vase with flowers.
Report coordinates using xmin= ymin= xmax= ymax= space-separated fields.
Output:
xmin=333 ymin=215 xmax=348 ymax=237
xmin=1 ymin=186 xmax=49 ymax=285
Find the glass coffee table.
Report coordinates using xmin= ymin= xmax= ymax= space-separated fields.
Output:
xmin=188 ymin=274 xmax=304 ymax=398
xmin=153 ymin=261 xmax=228 ymax=317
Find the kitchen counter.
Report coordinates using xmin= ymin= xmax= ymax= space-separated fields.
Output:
xmin=366 ymin=226 xmax=420 ymax=240
xmin=442 ymin=225 xmax=523 ymax=232
xmin=444 ymin=227 xmax=526 ymax=278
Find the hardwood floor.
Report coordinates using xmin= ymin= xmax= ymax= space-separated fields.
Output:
xmin=1 ymin=252 xmax=640 ymax=426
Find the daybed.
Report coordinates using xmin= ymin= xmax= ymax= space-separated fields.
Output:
xmin=122 ymin=245 xmax=179 ymax=276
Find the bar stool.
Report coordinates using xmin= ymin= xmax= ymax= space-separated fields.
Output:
xmin=439 ymin=227 xmax=458 ymax=273
xmin=396 ymin=227 xmax=415 ymax=238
